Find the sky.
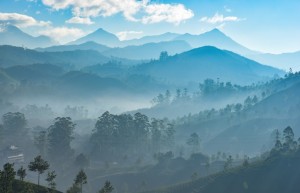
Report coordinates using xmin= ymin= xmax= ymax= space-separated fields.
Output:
xmin=0 ymin=0 xmax=299 ymax=54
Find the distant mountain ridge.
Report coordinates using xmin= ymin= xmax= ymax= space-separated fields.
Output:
xmin=133 ymin=46 xmax=283 ymax=85
xmin=0 ymin=24 xmax=56 ymax=48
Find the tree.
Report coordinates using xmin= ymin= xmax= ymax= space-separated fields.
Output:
xmin=28 ymin=155 xmax=50 ymax=185
xmin=186 ymin=133 xmax=200 ymax=153
xmin=283 ymin=126 xmax=296 ymax=151
xmin=224 ymin=155 xmax=233 ymax=171
xmin=17 ymin=166 xmax=26 ymax=181
xmin=0 ymin=163 xmax=16 ymax=193
xmin=159 ymin=51 xmax=169 ymax=61
xmin=46 ymin=171 xmax=57 ymax=190
xmin=74 ymin=169 xmax=87 ymax=193
xmin=67 ymin=184 xmax=81 ymax=193
xmin=48 ymin=117 xmax=75 ymax=163
xmin=99 ymin=181 xmax=114 ymax=193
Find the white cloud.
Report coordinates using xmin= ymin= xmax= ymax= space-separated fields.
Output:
xmin=38 ymin=27 xmax=85 ymax=43
xmin=141 ymin=3 xmax=194 ymax=25
xmin=200 ymin=13 xmax=242 ymax=24
xmin=117 ymin=31 xmax=143 ymax=41
xmin=41 ymin=0 xmax=194 ymax=25
xmin=66 ymin=16 xmax=94 ymax=25
xmin=0 ymin=12 xmax=51 ymax=27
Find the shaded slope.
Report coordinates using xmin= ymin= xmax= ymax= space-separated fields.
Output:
xmin=133 ymin=46 xmax=283 ymax=85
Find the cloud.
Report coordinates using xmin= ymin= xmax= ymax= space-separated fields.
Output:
xmin=200 ymin=13 xmax=243 ymax=24
xmin=224 ymin=6 xmax=232 ymax=13
xmin=0 ymin=12 xmax=51 ymax=27
xmin=141 ymin=3 xmax=194 ymax=25
xmin=117 ymin=31 xmax=143 ymax=41
xmin=41 ymin=0 xmax=194 ymax=25
xmin=38 ymin=27 xmax=85 ymax=43
xmin=66 ymin=16 xmax=94 ymax=25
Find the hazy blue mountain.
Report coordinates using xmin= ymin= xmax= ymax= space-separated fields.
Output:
xmin=174 ymin=29 xmax=257 ymax=56
xmin=121 ymin=32 xmax=180 ymax=46
xmin=102 ymin=40 xmax=192 ymax=60
xmin=0 ymin=24 xmax=56 ymax=48
xmin=56 ymin=71 xmax=131 ymax=96
xmin=248 ymin=51 xmax=300 ymax=71
xmin=5 ymin=63 xmax=65 ymax=82
xmin=36 ymin=41 xmax=110 ymax=53
xmin=70 ymin=28 xmax=120 ymax=47
xmin=0 ymin=45 xmax=110 ymax=68
xmin=133 ymin=46 xmax=283 ymax=86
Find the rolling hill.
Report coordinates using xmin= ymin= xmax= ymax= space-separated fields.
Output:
xmin=133 ymin=46 xmax=283 ymax=85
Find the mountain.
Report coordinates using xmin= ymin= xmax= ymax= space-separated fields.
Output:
xmin=0 ymin=24 xmax=56 ymax=48
xmin=102 ymin=40 xmax=192 ymax=60
xmin=248 ymin=51 xmax=300 ymax=71
xmin=174 ymin=29 xmax=257 ymax=56
xmin=121 ymin=32 xmax=180 ymax=46
xmin=0 ymin=45 xmax=110 ymax=68
xmin=70 ymin=28 xmax=120 ymax=47
xmin=36 ymin=41 xmax=110 ymax=53
xmin=133 ymin=46 xmax=283 ymax=86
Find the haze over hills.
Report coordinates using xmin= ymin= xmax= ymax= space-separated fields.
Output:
xmin=133 ymin=46 xmax=283 ymax=85
xmin=102 ymin=40 xmax=192 ymax=60
xmin=0 ymin=24 xmax=56 ymax=48
xmin=36 ymin=41 xmax=110 ymax=53
xmin=121 ymin=32 xmax=180 ymax=46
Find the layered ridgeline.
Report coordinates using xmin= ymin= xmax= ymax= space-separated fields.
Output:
xmin=0 ymin=24 xmax=56 ymax=48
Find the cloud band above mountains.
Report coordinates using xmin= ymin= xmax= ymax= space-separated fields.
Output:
xmin=41 ymin=0 xmax=194 ymax=25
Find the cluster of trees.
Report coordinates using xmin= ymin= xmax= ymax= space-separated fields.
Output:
xmin=272 ymin=126 xmax=300 ymax=153
xmin=0 ymin=155 xmax=55 ymax=193
xmin=90 ymin=112 xmax=175 ymax=161
xmin=152 ymin=78 xmax=263 ymax=106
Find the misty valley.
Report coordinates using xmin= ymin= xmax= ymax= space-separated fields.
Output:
xmin=1 ymin=5 xmax=300 ymax=193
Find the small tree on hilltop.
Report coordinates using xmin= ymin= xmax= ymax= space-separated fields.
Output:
xmin=99 ymin=181 xmax=114 ymax=193
xmin=0 ymin=163 xmax=16 ymax=193
xmin=75 ymin=169 xmax=87 ymax=193
xmin=17 ymin=166 xmax=26 ymax=181
xmin=46 ymin=170 xmax=57 ymax=191
xmin=28 ymin=155 xmax=50 ymax=185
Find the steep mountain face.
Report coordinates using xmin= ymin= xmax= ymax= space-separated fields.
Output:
xmin=70 ymin=28 xmax=120 ymax=47
xmin=36 ymin=41 xmax=110 ymax=53
xmin=121 ymin=32 xmax=180 ymax=46
xmin=0 ymin=25 xmax=56 ymax=48
xmin=174 ymin=29 xmax=257 ymax=56
xmin=102 ymin=40 xmax=192 ymax=60
xmin=133 ymin=46 xmax=283 ymax=85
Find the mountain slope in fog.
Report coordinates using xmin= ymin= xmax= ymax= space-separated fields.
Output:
xmin=121 ymin=32 xmax=180 ymax=46
xmin=133 ymin=46 xmax=283 ymax=85
xmin=0 ymin=25 xmax=56 ymax=48
xmin=143 ymin=153 xmax=300 ymax=193
xmin=36 ymin=41 xmax=110 ymax=53
xmin=102 ymin=40 xmax=192 ymax=60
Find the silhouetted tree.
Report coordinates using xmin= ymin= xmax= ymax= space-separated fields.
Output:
xmin=46 ymin=170 xmax=56 ymax=190
xmin=99 ymin=181 xmax=114 ymax=193
xmin=187 ymin=133 xmax=200 ymax=153
xmin=0 ymin=163 xmax=16 ymax=193
xmin=74 ymin=169 xmax=87 ymax=193
xmin=28 ymin=155 xmax=50 ymax=185
xmin=17 ymin=166 xmax=26 ymax=181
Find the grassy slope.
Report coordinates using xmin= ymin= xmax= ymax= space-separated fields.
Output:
xmin=13 ymin=180 xmax=62 ymax=193
xmin=141 ymin=152 xmax=300 ymax=193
